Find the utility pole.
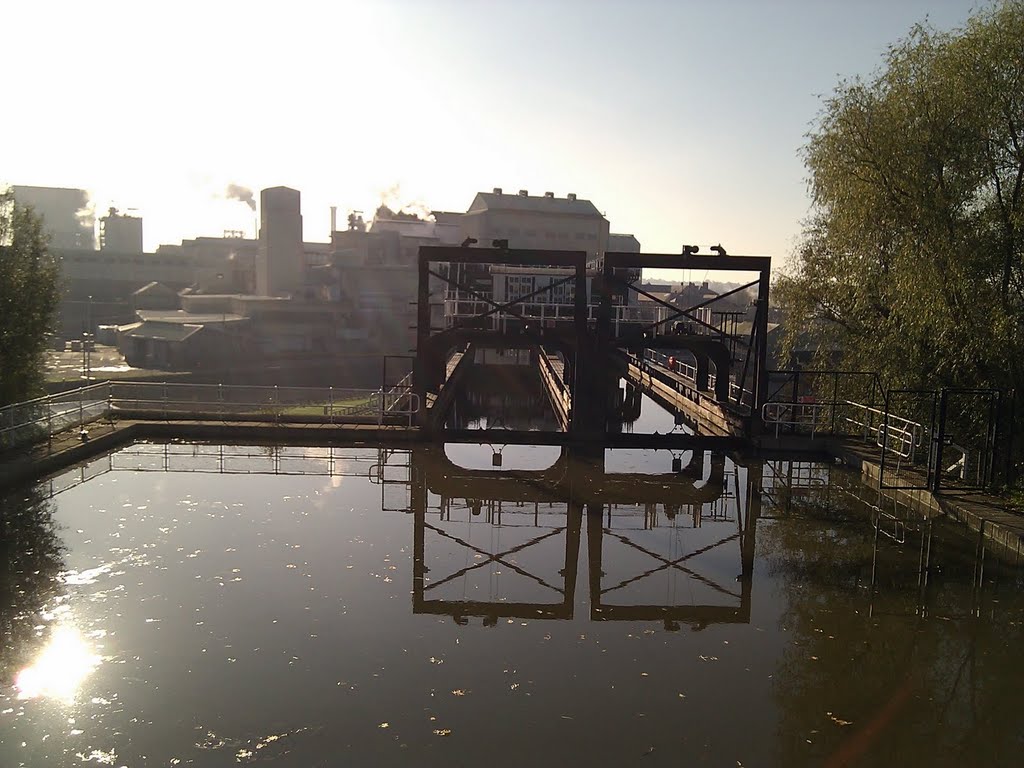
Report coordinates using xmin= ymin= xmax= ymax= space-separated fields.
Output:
xmin=85 ymin=294 xmax=93 ymax=382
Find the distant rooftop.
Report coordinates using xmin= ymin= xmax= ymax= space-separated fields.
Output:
xmin=467 ymin=189 xmax=603 ymax=218
xmin=136 ymin=310 xmax=247 ymax=324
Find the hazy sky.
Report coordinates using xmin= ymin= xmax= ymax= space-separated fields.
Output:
xmin=2 ymin=0 xmax=988 ymax=271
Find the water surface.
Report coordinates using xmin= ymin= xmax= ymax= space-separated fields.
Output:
xmin=1 ymin=442 xmax=1022 ymax=767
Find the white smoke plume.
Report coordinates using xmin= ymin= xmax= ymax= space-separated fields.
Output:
xmin=74 ymin=191 xmax=97 ymax=248
xmin=225 ymin=183 xmax=256 ymax=212
xmin=375 ymin=183 xmax=435 ymax=223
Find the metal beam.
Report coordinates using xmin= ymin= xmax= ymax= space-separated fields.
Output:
xmin=605 ymin=250 xmax=771 ymax=273
xmin=421 ymin=245 xmax=588 ymax=267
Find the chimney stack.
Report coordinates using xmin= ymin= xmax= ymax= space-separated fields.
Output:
xmin=544 ymin=191 xmax=554 ymax=198
xmin=492 ymin=187 xmax=502 ymax=195
xmin=567 ymin=193 xmax=577 ymax=201
xmin=518 ymin=189 xmax=528 ymax=197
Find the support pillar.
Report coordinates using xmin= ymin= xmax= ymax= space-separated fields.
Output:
xmin=415 ymin=255 xmax=432 ymax=427
xmin=696 ymin=354 xmax=710 ymax=392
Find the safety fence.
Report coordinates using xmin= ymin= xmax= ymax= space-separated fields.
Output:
xmin=760 ymin=371 xmax=1014 ymax=493
xmin=0 ymin=381 xmax=421 ymax=455
xmin=640 ymin=349 xmax=754 ymax=406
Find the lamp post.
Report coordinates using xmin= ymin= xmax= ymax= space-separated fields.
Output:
xmin=217 ymin=273 xmax=226 ymax=328
xmin=85 ymin=294 xmax=92 ymax=382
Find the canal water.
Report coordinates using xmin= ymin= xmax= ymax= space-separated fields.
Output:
xmin=2 ymin=397 xmax=1023 ymax=765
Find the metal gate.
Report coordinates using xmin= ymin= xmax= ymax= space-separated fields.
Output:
xmin=879 ymin=388 xmax=1013 ymax=492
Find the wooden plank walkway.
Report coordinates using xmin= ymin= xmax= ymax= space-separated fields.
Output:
xmin=537 ymin=349 xmax=571 ymax=431
xmin=625 ymin=359 xmax=746 ymax=437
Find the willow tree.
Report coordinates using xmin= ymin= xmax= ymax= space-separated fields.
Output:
xmin=0 ymin=190 xmax=61 ymax=405
xmin=777 ymin=2 xmax=1024 ymax=393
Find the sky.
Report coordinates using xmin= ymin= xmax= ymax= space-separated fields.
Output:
xmin=1 ymin=0 xmax=990 ymax=276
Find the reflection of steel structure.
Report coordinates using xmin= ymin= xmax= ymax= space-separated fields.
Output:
xmin=586 ymin=489 xmax=757 ymax=627
xmin=414 ymin=444 xmax=725 ymax=505
xmin=414 ymin=498 xmax=582 ymax=622
xmin=760 ymin=460 xmax=832 ymax=514
xmin=40 ymin=443 xmax=414 ymax=513
xmin=410 ymin=447 xmax=762 ymax=628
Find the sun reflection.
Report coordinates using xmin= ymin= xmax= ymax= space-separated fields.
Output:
xmin=15 ymin=625 xmax=102 ymax=703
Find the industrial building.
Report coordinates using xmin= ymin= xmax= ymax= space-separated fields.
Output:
xmin=17 ymin=182 xmax=642 ymax=379
xmin=11 ymin=186 xmax=95 ymax=250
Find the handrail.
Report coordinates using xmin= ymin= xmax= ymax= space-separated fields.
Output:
xmin=641 ymin=349 xmax=755 ymax=407
xmin=0 ymin=380 xmax=424 ymax=453
xmin=761 ymin=398 xmax=924 ymax=461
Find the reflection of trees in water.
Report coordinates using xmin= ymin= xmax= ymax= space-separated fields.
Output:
xmin=759 ymin=474 xmax=1024 ymax=766
xmin=0 ymin=488 xmax=66 ymax=681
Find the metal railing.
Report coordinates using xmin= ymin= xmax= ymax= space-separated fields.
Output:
xmin=441 ymin=297 xmax=679 ymax=333
xmin=537 ymin=349 xmax=571 ymax=426
xmin=640 ymin=349 xmax=755 ymax=406
xmin=761 ymin=398 xmax=924 ymax=461
xmin=0 ymin=382 xmax=112 ymax=452
xmin=0 ymin=380 xmax=422 ymax=454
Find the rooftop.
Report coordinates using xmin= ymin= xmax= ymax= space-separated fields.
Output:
xmin=467 ymin=190 xmax=603 ymax=218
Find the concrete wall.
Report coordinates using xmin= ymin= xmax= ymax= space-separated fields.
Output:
xmin=12 ymin=185 xmax=95 ymax=250
xmin=100 ymin=212 xmax=143 ymax=253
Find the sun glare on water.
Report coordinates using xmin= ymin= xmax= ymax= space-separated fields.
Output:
xmin=15 ymin=625 xmax=102 ymax=703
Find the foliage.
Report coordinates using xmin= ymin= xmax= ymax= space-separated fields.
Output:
xmin=0 ymin=487 xmax=66 ymax=680
xmin=0 ymin=190 xmax=61 ymax=406
xmin=776 ymin=2 xmax=1024 ymax=393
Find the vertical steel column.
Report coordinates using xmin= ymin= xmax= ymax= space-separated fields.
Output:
xmin=739 ymin=463 xmax=761 ymax=609
xmin=585 ymin=503 xmax=604 ymax=621
xmin=931 ymin=388 xmax=949 ymax=493
xmin=411 ymin=449 xmax=428 ymax=609
xmin=569 ymin=257 xmax=590 ymax=435
xmin=415 ymin=252 xmax=432 ymax=427
xmin=753 ymin=266 xmax=771 ymax=419
xmin=563 ymin=502 xmax=584 ymax=619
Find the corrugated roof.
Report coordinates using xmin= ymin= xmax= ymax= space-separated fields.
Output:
xmin=121 ymin=321 xmax=205 ymax=342
xmin=137 ymin=310 xmax=246 ymax=324
xmin=467 ymin=192 xmax=603 ymax=217
xmin=132 ymin=281 xmax=177 ymax=297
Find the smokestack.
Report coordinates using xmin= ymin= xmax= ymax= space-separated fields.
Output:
xmin=330 ymin=206 xmax=337 ymax=233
